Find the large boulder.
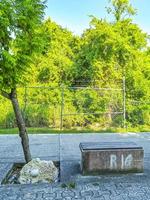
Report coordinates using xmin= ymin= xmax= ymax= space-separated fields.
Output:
xmin=19 ymin=158 xmax=58 ymax=184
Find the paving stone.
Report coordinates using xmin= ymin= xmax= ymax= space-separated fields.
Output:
xmin=72 ymin=198 xmax=86 ymax=200
xmin=1 ymin=133 xmax=150 ymax=199
xmin=43 ymin=192 xmax=57 ymax=199
xmin=62 ymin=190 xmax=76 ymax=198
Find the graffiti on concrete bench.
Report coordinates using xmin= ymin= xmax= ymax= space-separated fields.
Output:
xmin=110 ymin=154 xmax=133 ymax=169
xmin=79 ymin=142 xmax=144 ymax=175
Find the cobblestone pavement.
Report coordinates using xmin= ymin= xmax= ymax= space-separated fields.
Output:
xmin=0 ymin=133 xmax=150 ymax=199
xmin=0 ymin=180 xmax=150 ymax=200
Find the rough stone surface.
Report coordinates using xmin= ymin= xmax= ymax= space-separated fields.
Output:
xmin=19 ymin=158 xmax=58 ymax=184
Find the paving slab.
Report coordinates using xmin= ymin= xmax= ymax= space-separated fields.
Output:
xmin=0 ymin=133 xmax=150 ymax=199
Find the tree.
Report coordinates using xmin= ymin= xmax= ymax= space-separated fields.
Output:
xmin=0 ymin=0 xmax=46 ymax=163
xmin=107 ymin=0 xmax=136 ymax=21
xmin=34 ymin=18 xmax=77 ymax=86
xmin=73 ymin=0 xmax=150 ymax=127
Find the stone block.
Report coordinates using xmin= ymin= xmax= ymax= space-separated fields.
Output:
xmin=79 ymin=142 xmax=144 ymax=175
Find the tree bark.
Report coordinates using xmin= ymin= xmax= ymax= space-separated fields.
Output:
xmin=10 ymin=89 xmax=32 ymax=163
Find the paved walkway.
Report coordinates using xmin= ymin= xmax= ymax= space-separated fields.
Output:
xmin=0 ymin=133 xmax=150 ymax=199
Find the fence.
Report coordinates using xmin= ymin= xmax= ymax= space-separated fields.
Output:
xmin=0 ymin=78 xmax=150 ymax=131
xmin=59 ymin=83 xmax=125 ymax=130
xmin=0 ymin=79 xmax=126 ymax=130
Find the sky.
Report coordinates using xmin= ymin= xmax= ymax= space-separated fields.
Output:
xmin=45 ymin=0 xmax=150 ymax=35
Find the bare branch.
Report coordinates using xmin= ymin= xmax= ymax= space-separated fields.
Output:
xmin=0 ymin=90 xmax=10 ymax=99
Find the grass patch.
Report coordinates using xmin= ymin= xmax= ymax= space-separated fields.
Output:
xmin=61 ymin=182 xmax=76 ymax=189
xmin=0 ymin=126 xmax=149 ymax=135
xmin=0 ymin=127 xmax=117 ymax=134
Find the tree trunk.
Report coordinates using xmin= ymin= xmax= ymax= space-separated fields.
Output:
xmin=10 ymin=89 xmax=32 ymax=163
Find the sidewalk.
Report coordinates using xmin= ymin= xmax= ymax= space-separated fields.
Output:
xmin=0 ymin=133 xmax=150 ymax=199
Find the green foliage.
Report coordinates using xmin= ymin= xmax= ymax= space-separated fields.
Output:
xmin=0 ymin=0 xmax=46 ymax=91
xmin=61 ymin=182 xmax=76 ymax=189
xmin=0 ymin=0 xmax=150 ymax=131
xmin=107 ymin=0 xmax=136 ymax=21
xmin=34 ymin=18 xmax=76 ymax=86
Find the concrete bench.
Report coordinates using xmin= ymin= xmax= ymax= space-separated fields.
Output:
xmin=79 ymin=142 xmax=144 ymax=175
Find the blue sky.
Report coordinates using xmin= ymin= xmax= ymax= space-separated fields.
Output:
xmin=45 ymin=0 xmax=150 ymax=35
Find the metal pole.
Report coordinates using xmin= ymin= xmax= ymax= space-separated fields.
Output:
xmin=59 ymin=86 xmax=64 ymax=181
xmin=23 ymin=86 xmax=27 ymax=121
xmin=123 ymin=76 xmax=126 ymax=130
xmin=60 ymin=85 xmax=64 ymax=130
